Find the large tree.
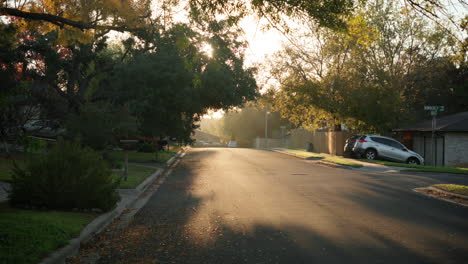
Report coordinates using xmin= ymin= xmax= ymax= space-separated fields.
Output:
xmin=270 ymin=1 xmax=466 ymax=133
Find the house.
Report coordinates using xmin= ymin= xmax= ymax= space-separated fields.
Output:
xmin=394 ymin=111 xmax=468 ymax=167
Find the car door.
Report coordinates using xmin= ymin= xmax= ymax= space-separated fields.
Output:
xmin=370 ymin=137 xmax=392 ymax=159
xmin=387 ymin=140 xmax=408 ymax=162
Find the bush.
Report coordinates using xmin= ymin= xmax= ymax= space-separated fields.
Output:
xmin=138 ymin=143 xmax=156 ymax=153
xmin=9 ymin=139 xmax=120 ymax=211
xmin=65 ymin=104 xmax=114 ymax=150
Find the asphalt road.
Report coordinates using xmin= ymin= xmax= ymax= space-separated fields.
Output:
xmin=72 ymin=148 xmax=468 ymax=264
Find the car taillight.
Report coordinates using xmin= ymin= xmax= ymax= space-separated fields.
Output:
xmin=359 ymin=140 xmax=367 ymax=143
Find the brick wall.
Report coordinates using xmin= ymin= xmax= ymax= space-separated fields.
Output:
xmin=445 ymin=133 xmax=468 ymax=167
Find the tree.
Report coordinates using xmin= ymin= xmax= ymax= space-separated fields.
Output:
xmin=270 ymin=1 xmax=464 ymax=133
xmin=0 ymin=0 xmax=151 ymax=35
xmin=189 ymin=0 xmax=354 ymax=30
xmin=100 ymin=23 xmax=258 ymax=142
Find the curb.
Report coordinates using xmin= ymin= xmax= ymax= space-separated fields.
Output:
xmin=165 ymin=147 xmax=186 ymax=167
xmin=40 ymin=148 xmax=186 ymax=264
xmin=272 ymin=149 xmax=352 ymax=169
xmin=428 ymin=186 xmax=468 ymax=200
xmin=413 ymin=187 xmax=468 ymax=208
xmin=271 ymin=149 xmax=320 ymax=160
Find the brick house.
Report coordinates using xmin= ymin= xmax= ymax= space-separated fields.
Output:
xmin=394 ymin=111 xmax=468 ymax=167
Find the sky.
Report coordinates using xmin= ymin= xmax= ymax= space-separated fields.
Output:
xmin=150 ymin=0 xmax=467 ymax=119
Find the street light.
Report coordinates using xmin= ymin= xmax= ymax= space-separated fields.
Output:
xmin=265 ymin=108 xmax=270 ymax=139
xmin=265 ymin=107 xmax=270 ymax=149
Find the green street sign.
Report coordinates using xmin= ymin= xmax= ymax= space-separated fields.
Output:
xmin=424 ymin=106 xmax=445 ymax=111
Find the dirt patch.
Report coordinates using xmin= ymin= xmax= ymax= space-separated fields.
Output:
xmin=415 ymin=188 xmax=468 ymax=207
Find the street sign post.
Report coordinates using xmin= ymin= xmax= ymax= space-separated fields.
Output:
xmin=424 ymin=106 xmax=444 ymax=166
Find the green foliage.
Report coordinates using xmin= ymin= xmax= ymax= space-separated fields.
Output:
xmin=109 ymin=148 xmax=180 ymax=164
xmin=107 ymin=24 xmax=258 ymax=142
xmin=9 ymin=139 xmax=119 ymax=211
xmin=66 ymin=104 xmax=138 ymax=150
xmin=189 ymin=0 xmax=354 ymax=29
xmin=0 ymin=203 xmax=95 ymax=264
xmin=20 ymin=136 xmax=53 ymax=154
xmin=113 ymin=165 xmax=156 ymax=189
xmin=66 ymin=104 xmax=114 ymax=150
xmin=199 ymin=102 xmax=291 ymax=146
xmin=138 ymin=143 xmax=156 ymax=153
xmin=271 ymin=2 xmax=467 ymax=133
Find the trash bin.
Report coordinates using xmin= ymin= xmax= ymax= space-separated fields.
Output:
xmin=306 ymin=142 xmax=313 ymax=152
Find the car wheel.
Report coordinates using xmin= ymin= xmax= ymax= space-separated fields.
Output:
xmin=407 ymin=157 xmax=420 ymax=165
xmin=365 ymin=149 xmax=377 ymax=160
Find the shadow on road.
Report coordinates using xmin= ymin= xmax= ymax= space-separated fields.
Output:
xmin=70 ymin=149 xmax=468 ymax=264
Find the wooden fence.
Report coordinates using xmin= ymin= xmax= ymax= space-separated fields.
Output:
xmin=288 ymin=129 xmax=352 ymax=156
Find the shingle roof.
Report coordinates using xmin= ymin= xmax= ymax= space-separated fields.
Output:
xmin=394 ymin=111 xmax=468 ymax=132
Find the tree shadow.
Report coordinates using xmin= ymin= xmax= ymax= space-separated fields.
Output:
xmin=71 ymin=149 xmax=468 ymax=264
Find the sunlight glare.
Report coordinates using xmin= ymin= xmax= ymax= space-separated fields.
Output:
xmin=201 ymin=43 xmax=214 ymax=58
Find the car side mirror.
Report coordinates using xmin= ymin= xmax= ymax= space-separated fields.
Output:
xmin=402 ymin=148 xmax=408 ymax=152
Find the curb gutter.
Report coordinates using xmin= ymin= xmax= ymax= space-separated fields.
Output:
xmin=428 ymin=186 xmax=468 ymax=200
xmin=272 ymin=149 xmax=350 ymax=169
xmin=40 ymin=148 xmax=186 ymax=264
xmin=413 ymin=187 xmax=468 ymax=208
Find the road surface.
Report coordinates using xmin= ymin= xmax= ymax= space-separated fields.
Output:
xmin=72 ymin=148 xmax=468 ymax=264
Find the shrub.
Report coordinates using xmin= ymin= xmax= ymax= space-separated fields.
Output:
xmin=9 ymin=139 xmax=119 ymax=211
xmin=138 ymin=143 xmax=156 ymax=153
xmin=65 ymin=104 xmax=114 ymax=150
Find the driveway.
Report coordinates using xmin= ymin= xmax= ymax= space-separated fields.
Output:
xmin=71 ymin=148 xmax=468 ymax=264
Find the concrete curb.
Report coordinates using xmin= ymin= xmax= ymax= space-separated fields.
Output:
xmin=413 ymin=187 xmax=468 ymax=208
xmin=428 ymin=186 xmax=468 ymax=200
xmin=271 ymin=149 xmax=320 ymax=160
xmin=272 ymin=149 xmax=352 ymax=169
xmin=40 ymin=148 xmax=187 ymax=264
xmin=165 ymin=147 xmax=185 ymax=167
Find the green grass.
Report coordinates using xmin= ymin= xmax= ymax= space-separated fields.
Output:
xmin=113 ymin=165 xmax=157 ymax=189
xmin=432 ymin=184 xmax=468 ymax=196
xmin=282 ymin=150 xmax=322 ymax=158
xmin=109 ymin=146 xmax=181 ymax=164
xmin=290 ymin=148 xmax=307 ymax=151
xmin=323 ymin=157 xmax=363 ymax=168
xmin=0 ymin=158 xmax=14 ymax=182
xmin=0 ymin=154 xmax=37 ymax=182
xmin=280 ymin=150 xmax=363 ymax=167
xmin=360 ymin=159 xmax=468 ymax=175
xmin=0 ymin=202 xmax=95 ymax=264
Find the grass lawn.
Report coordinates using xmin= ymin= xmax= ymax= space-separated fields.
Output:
xmin=0 ymin=158 xmax=14 ymax=182
xmin=432 ymin=184 xmax=468 ymax=196
xmin=323 ymin=157 xmax=363 ymax=168
xmin=0 ymin=154 xmax=36 ymax=182
xmin=281 ymin=150 xmax=322 ymax=158
xmin=360 ymin=159 xmax=468 ymax=175
xmin=290 ymin=148 xmax=307 ymax=151
xmin=0 ymin=202 xmax=95 ymax=264
xmin=113 ymin=165 xmax=157 ymax=189
xmin=109 ymin=146 xmax=181 ymax=164
xmin=280 ymin=150 xmax=363 ymax=168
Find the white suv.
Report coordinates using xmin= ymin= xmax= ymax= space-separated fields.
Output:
xmin=352 ymin=135 xmax=424 ymax=165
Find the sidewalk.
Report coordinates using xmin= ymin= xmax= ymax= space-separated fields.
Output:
xmin=40 ymin=147 xmax=186 ymax=264
xmin=0 ymin=181 xmax=10 ymax=202
xmin=272 ymin=148 xmax=409 ymax=174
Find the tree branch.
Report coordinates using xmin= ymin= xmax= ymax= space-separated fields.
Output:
xmin=0 ymin=7 xmax=143 ymax=33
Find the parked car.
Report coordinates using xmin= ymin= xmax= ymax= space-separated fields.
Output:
xmin=23 ymin=120 xmax=66 ymax=138
xmin=343 ymin=135 xmax=362 ymax=158
xmin=352 ymin=135 xmax=424 ymax=165
xmin=227 ymin=141 xmax=238 ymax=148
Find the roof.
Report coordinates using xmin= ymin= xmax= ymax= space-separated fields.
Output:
xmin=394 ymin=111 xmax=468 ymax=132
